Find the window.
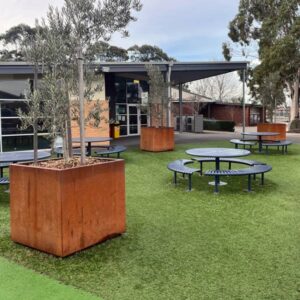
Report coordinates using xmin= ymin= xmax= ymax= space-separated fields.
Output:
xmin=0 ymin=78 xmax=50 ymax=151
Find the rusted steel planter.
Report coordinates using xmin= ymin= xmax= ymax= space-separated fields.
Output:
xmin=140 ymin=127 xmax=174 ymax=152
xmin=10 ymin=159 xmax=125 ymax=257
xmin=257 ymin=123 xmax=286 ymax=141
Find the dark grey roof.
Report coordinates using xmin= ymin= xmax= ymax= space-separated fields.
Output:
xmin=0 ymin=61 xmax=248 ymax=84
xmin=97 ymin=61 xmax=248 ymax=84
xmin=0 ymin=62 xmax=35 ymax=75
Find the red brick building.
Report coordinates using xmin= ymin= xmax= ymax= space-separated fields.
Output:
xmin=172 ymin=101 xmax=264 ymax=126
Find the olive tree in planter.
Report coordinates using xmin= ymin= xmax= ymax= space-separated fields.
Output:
xmin=10 ymin=0 xmax=142 ymax=257
xmin=140 ymin=64 xmax=174 ymax=152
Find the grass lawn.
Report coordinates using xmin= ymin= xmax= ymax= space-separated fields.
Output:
xmin=0 ymin=257 xmax=101 ymax=300
xmin=0 ymin=141 xmax=300 ymax=300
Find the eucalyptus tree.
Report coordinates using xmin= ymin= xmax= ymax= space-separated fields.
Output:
xmin=0 ymin=24 xmax=36 ymax=61
xmin=223 ymin=0 xmax=300 ymax=123
xmin=251 ymin=72 xmax=286 ymax=122
xmin=128 ymin=44 xmax=176 ymax=62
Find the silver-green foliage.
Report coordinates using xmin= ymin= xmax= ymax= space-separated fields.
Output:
xmin=18 ymin=0 xmax=142 ymax=163
xmin=145 ymin=64 xmax=168 ymax=127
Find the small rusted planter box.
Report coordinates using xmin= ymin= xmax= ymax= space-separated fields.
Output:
xmin=257 ymin=123 xmax=286 ymax=141
xmin=10 ymin=159 xmax=125 ymax=257
xmin=140 ymin=127 xmax=174 ymax=152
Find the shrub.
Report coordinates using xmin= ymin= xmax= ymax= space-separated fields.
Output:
xmin=203 ymin=119 xmax=235 ymax=132
xmin=289 ymin=119 xmax=300 ymax=131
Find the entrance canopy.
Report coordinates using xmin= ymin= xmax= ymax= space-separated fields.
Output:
xmin=96 ymin=61 xmax=248 ymax=84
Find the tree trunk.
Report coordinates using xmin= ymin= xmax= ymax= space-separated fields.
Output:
xmin=65 ymin=85 xmax=72 ymax=159
xmin=62 ymin=132 xmax=69 ymax=163
xmin=288 ymin=71 xmax=299 ymax=123
xmin=33 ymin=64 xmax=39 ymax=164
xmin=33 ymin=124 xmax=38 ymax=165
xmin=77 ymin=46 xmax=86 ymax=165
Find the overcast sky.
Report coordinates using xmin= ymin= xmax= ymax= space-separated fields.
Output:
xmin=0 ymin=0 xmax=241 ymax=61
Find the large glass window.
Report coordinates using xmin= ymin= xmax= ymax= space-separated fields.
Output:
xmin=126 ymin=82 xmax=139 ymax=103
xmin=115 ymin=77 xmax=126 ymax=103
xmin=0 ymin=79 xmax=29 ymax=99
xmin=0 ymin=78 xmax=50 ymax=152
xmin=1 ymin=101 xmax=29 ymax=117
xmin=114 ymin=77 xmax=148 ymax=104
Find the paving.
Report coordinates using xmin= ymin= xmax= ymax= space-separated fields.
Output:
xmin=111 ymin=127 xmax=300 ymax=147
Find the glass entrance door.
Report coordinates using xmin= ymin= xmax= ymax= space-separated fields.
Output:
xmin=116 ymin=104 xmax=148 ymax=136
xmin=128 ymin=104 xmax=140 ymax=135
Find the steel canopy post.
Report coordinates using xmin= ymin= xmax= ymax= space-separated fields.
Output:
xmin=242 ymin=68 xmax=246 ymax=133
xmin=167 ymin=62 xmax=173 ymax=127
xmin=0 ymin=102 xmax=2 ymax=152
xmin=179 ymin=83 xmax=183 ymax=133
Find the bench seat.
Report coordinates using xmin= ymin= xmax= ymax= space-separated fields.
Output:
xmin=230 ymin=139 xmax=256 ymax=149
xmin=95 ymin=145 xmax=127 ymax=158
xmin=192 ymin=157 xmax=265 ymax=175
xmin=167 ymin=159 xmax=200 ymax=191
xmin=261 ymin=140 xmax=292 ymax=154
xmin=0 ymin=177 xmax=10 ymax=186
xmin=205 ymin=164 xmax=272 ymax=192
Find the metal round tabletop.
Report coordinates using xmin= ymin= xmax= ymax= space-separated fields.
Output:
xmin=242 ymin=132 xmax=279 ymax=136
xmin=72 ymin=137 xmax=112 ymax=143
xmin=0 ymin=151 xmax=51 ymax=163
xmin=186 ymin=147 xmax=250 ymax=158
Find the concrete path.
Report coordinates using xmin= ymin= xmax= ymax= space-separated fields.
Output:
xmin=111 ymin=127 xmax=300 ymax=147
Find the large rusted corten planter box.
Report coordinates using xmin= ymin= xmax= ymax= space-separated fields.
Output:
xmin=257 ymin=123 xmax=286 ymax=141
xmin=140 ymin=127 xmax=174 ymax=152
xmin=10 ymin=159 xmax=125 ymax=257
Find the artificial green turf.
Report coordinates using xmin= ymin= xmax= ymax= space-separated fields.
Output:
xmin=0 ymin=141 xmax=300 ymax=300
xmin=0 ymin=257 xmax=102 ymax=300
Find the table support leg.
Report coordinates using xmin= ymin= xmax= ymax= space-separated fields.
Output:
xmin=258 ymin=137 xmax=262 ymax=153
xmin=87 ymin=142 xmax=92 ymax=156
xmin=215 ymin=157 xmax=220 ymax=185
xmin=247 ymin=174 xmax=252 ymax=192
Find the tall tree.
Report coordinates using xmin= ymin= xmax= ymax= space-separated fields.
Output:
xmin=252 ymin=72 xmax=286 ymax=122
xmin=0 ymin=24 xmax=37 ymax=61
xmin=128 ymin=44 xmax=176 ymax=62
xmin=193 ymin=73 xmax=241 ymax=102
xmin=223 ymin=0 xmax=300 ymax=123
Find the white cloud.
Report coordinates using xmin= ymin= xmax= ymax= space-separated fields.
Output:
xmin=0 ymin=0 xmax=242 ymax=61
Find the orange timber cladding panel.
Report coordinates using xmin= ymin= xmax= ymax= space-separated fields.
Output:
xmin=71 ymin=100 xmax=110 ymax=146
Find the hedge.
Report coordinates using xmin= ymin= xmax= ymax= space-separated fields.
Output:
xmin=203 ymin=119 xmax=235 ymax=132
xmin=289 ymin=119 xmax=300 ymax=131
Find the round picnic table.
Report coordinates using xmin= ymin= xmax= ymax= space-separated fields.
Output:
xmin=242 ymin=132 xmax=279 ymax=153
xmin=186 ymin=147 xmax=250 ymax=188
xmin=72 ymin=137 xmax=112 ymax=156
xmin=0 ymin=150 xmax=51 ymax=164
xmin=0 ymin=151 xmax=51 ymax=192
